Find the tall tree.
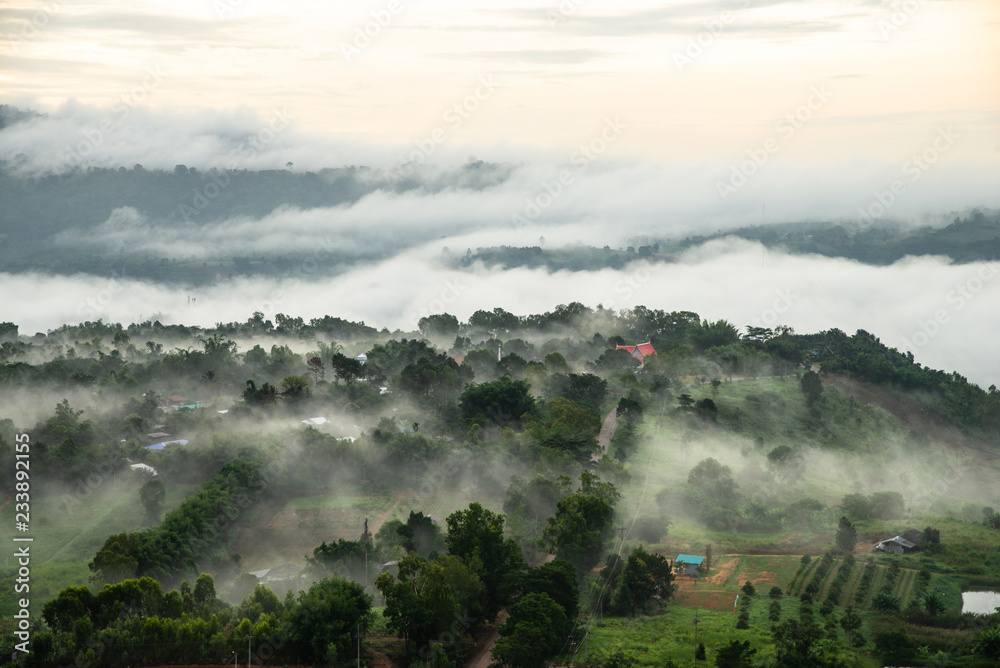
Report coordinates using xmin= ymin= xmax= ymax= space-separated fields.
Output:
xmin=801 ymin=370 xmax=823 ymax=406
xmin=445 ymin=502 xmax=525 ymax=620
xmin=836 ymin=516 xmax=857 ymax=553
xmin=490 ymin=593 xmax=567 ymax=668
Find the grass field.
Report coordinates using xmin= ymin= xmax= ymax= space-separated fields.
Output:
xmin=0 ymin=476 xmax=198 ymax=616
xmin=560 ymin=596 xmax=882 ymax=668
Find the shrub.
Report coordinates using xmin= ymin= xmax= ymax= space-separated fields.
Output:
xmin=769 ymin=586 xmax=783 ymax=599
xmin=871 ymin=591 xmax=902 ymax=612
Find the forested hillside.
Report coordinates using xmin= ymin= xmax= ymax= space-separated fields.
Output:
xmin=1 ymin=304 xmax=998 ymax=667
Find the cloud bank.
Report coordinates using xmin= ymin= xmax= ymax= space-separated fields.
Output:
xmin=3 ymin=241 xmax=999 ymax=387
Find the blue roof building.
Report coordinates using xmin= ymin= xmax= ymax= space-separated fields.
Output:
xmin=675 ymin=554 xmax=705 ymax=576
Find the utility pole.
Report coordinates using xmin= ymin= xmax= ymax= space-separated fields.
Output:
xmin=693 ymin=610 xmax=700 ymax=663
xmin=248 ymin=630 xmax=252 ymax=668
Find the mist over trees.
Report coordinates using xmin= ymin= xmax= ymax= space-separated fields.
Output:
xmin=2 ymin=303 xmax=1000 ymax=666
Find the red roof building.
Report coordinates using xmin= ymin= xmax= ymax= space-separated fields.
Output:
xmin=616 ymin=342 xmax=656 ymax=360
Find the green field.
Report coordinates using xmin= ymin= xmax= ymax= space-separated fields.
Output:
xmin=1 ymin=477 xmax=198 ymax=616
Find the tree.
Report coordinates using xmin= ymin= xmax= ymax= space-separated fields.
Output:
xmin=835 ymin=516 xmax=857 ymax=553
xmin=376 ymin=553 xmax=484 ymax=657
xmin=490 ymin=593 xmax=567 ymax=668
xmin=839 ymin=605 xmax=862 ymax=635
xmin=766 ymin=445 xmax=805 ymax=483
xmin=89 ymin=532 xmax=140 ymax=583
xmin=715 ymin=639 xmax=756 ymax=668
xmin=840 ymin=493 xmax=872 ymax=521
xmin=330 ymin=351 xmax=365 ymax=384
xmin=694 ymin=398 xmax=718 ymax=422
xmin=971 ymin=624 xmax=1000 ymax=659
xmin=800 ymin=370 xmax=823 ymax=406
xmin=418 ymin=313 xmax=460 ymax=340
xmin=398 ymin=511 xmax=445 ymax=557
xmin=874 ymin=629 xmax=916 ymax=664
xmin=544 ymin=351 xmax=570 ymax=373
xmin=923 ymin=591 xmax=945 ymax=617
xmin=543 ymin=475 xmax=618 ymax=578
xmin=306 ymin=355 xmax=325 ymax=383
xmin=445 ymin=502 xmax=525 ymax=620
xmin=139 ymin=479 xmax=165 ymax=524
xmin=284 ymin=577 xmax=374 ymax=666
xmin=516 ymin=559 xmax=579 ymax=629
xmin=458 ymin=376 xmax=537 ymax=429
xmin=869 ymin=491 xmax=904 ymax=519
xmin=192 ymin=573 xmax=217 ymax=609
xmin=688 ymin=319 xmax=740 ymax=351
xmin=741 ymin=581 xmax=756 ymax=596
xmin=530 ymin=397 xmax=602 ymax=461
xmin=870 ymin=590 xmax=901 ymax=612
xmin=242 ymin=379 xmax=277 ymax=406
xmin=687 ymin=458 xmax=738 ymax=503
xmin=609 ymin=546 xmax=675 ymax=614
xmin=280 ymin=374 xmax=310 ymax=400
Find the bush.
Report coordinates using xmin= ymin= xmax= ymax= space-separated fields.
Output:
xmin=769 ymin=600 xmax=782 ymax=622
xmin=741 ymin=581 xmax=756 ymax=596
xmin=874 ymin=629 xmax=917 ymax=664
xmin=632 ymin=516 xmax=669 ymax=544
xmin=769 ymin=586 xmax=783 ymax=599
xmin=871 ymin=591 xmax=902 ymax=612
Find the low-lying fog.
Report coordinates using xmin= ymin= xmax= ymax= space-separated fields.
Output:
xmin=3 ymin=241 xmax=998 ymax=388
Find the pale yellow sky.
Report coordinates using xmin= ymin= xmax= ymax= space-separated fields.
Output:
xmin=2 ymin=0 xmax=998 ymax=162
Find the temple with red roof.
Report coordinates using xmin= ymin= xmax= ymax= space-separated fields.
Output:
xmin=616 ymin=341 xmax=656 ymax=361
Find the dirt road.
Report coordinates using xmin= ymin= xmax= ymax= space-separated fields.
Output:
xmin=593 ymin=408 xmax=619 ymax=461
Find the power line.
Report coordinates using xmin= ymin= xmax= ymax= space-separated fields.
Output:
xmin=567 ymin=454 xmax=653 ymax=663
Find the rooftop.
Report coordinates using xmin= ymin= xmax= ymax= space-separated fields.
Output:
xmin=676 ymin=554 xmax=705 ymax=565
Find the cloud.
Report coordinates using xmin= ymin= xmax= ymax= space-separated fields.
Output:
xmin=3 ymin=243 xmax=999 ymax=387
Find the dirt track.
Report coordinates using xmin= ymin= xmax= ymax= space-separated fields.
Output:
xmin=593 ymin=408 xmax=619 ymax=461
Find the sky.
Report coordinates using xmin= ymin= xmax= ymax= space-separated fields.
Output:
xmin=2 ymin=0 xmax=998 ymax=165
xmin=1 ymin=0 xmax=1000 ymax=385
